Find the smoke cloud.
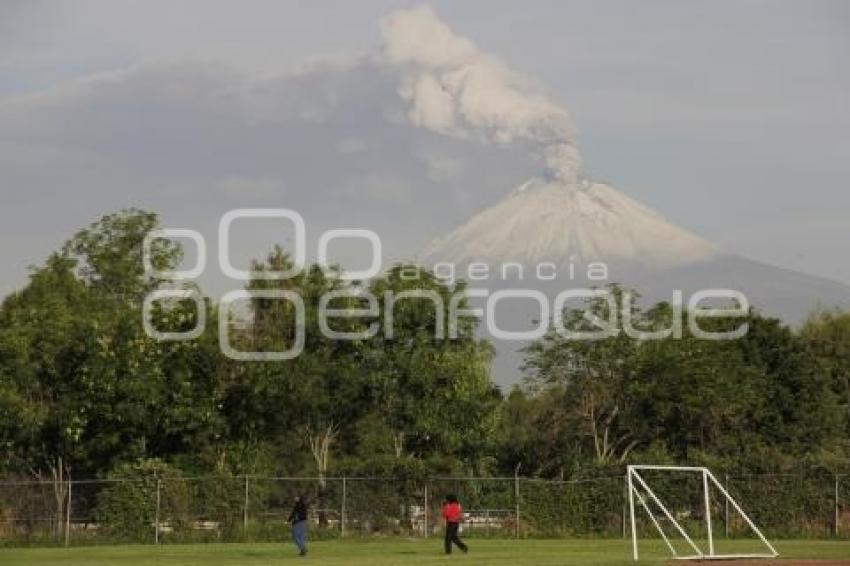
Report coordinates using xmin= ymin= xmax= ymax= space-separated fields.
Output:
xmin=380 ymin=5 xmax=581 ymax=185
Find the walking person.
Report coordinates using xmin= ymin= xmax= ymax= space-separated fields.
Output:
xmin=287 ymin=495 xmax=309 ymax=557
xmin=442 ymin=494 xmax=468 ymax=555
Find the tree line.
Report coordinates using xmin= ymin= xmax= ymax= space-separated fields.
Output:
xmin=1 ymin=209 xmax=848 ymax=486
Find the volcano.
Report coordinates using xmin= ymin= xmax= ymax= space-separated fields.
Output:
xmin=423 ymin=178 xmax=716 ymax=269
xmin=421 ymin=178 xmax=850 ymax=385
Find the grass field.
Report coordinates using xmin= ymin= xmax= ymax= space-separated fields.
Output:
xmin=1 ymin=539 xmax=849 ymax=566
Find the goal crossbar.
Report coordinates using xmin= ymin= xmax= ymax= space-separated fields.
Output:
xmin=627 ymin=465 xmax=778 ymax=561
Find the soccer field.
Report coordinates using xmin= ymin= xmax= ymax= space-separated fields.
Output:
xmin=2 ymin=539 xmax=849 ymax=566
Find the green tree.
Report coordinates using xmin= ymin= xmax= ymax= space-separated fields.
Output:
xmin=364 ymin=265 xmax=498 ymax=473
xmin=523 ymin=285 xmax=640 ymax=466
xmin=802 ymin=309 xmax=850 ymax=437
xmin=0 ymin=209 xmax=224 ymax=478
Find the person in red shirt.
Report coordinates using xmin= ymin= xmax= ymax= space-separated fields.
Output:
xmin=441 ymin=494 xmax=468 ymax=555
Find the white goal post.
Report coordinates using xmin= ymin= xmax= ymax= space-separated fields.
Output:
xmin=627 ymin=465 xmax=778 ymax=561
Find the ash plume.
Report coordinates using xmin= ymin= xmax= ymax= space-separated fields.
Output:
xmin=380 ymin=5 xmax=582 ymax=185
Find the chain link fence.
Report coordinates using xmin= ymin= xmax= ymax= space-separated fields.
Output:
xmin=0 ymin=472 xmax=848 ymax=546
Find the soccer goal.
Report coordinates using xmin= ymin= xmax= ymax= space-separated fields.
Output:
xmin=627 ymin=465 xmax=778 ymax=561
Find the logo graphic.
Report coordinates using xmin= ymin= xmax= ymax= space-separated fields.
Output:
xmin=143 ymin=209 xmax=750 ymax=359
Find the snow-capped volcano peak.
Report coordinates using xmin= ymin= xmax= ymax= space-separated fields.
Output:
xmin=422 ymin=178 xmax=717 ymax=268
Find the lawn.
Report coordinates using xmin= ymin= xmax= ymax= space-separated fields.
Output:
xmin=1 ymin=539 xmax=849 ymax=566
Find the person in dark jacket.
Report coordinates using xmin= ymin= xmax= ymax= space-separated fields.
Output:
xmin=287 ymin=495 xmax=309 ymax=556
xmin=441 ymin=494 xmax=468 ymax=555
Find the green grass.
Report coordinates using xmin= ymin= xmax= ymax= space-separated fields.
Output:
xmin=1 ymin=539 xmax=848 ymax=565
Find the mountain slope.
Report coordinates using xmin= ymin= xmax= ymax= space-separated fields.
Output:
xmin=632 ymin=254 xmax=850 ymax=323
xmin=422 ymin=178 xmax=717 ymax=268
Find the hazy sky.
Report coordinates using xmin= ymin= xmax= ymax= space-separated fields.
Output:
xmin=1 ymin=0 xmax=848 ymax=298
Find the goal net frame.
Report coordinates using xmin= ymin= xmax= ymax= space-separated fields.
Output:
xmin=627 ymin=465 xmax=778 ymax=561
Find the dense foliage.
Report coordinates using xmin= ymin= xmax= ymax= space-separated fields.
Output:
xmin=0 ymin=209 xmax=848 ymax=488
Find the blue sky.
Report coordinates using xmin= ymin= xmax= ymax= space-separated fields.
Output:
xmin=1 ymin=0 xmax=848 ymax=297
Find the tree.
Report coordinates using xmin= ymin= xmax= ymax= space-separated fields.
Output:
xmin=802 ymin=309 xmax=850 ymax=437
xmin=523 ymin=285 xmax=640 ymax=466
xmin=493 ymin=388 xmax=575 ymax=478
xmin=737 ymin=313 xmax=841 ymax=455
xmin=63 ymin=209 xmax=179 ymax=305
xmin=520 ymin=286 xmax=842 ymax=473
xmin=0 ymin=209 xmax=224 ymax=478
xmin=363 ymin=265 xmax=498 ymax=472
xmin=630 ymin=323 xmax=762 ymax=462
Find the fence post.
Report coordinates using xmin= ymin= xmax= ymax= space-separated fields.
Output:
xmin=64 ymin=477 xmax=72 ymax=547
xmin=835 ymin=474 xmax=840 ymax=538
xmin=243 ymin=475 xmax=249 ymax=535
xmin=155 ymin=477 xmax=161 ymax=545
xmin=423 ymin=483 xmax=428 ymax=538
xmin=514 ymin=467 xmax=521 ymax=539
xmin=341 ymin=477 xmax=347 ymax=538
xmin=724 ymin=473 xmax=729 ymax=538
xmin=799 ymin=472 xmax=804 ymax=535
xmin=622 ymin=474 xmax=627 ymax=539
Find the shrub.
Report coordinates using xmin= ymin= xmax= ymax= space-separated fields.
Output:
xmin=94 ymin=459 xmax=188 ymax=541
